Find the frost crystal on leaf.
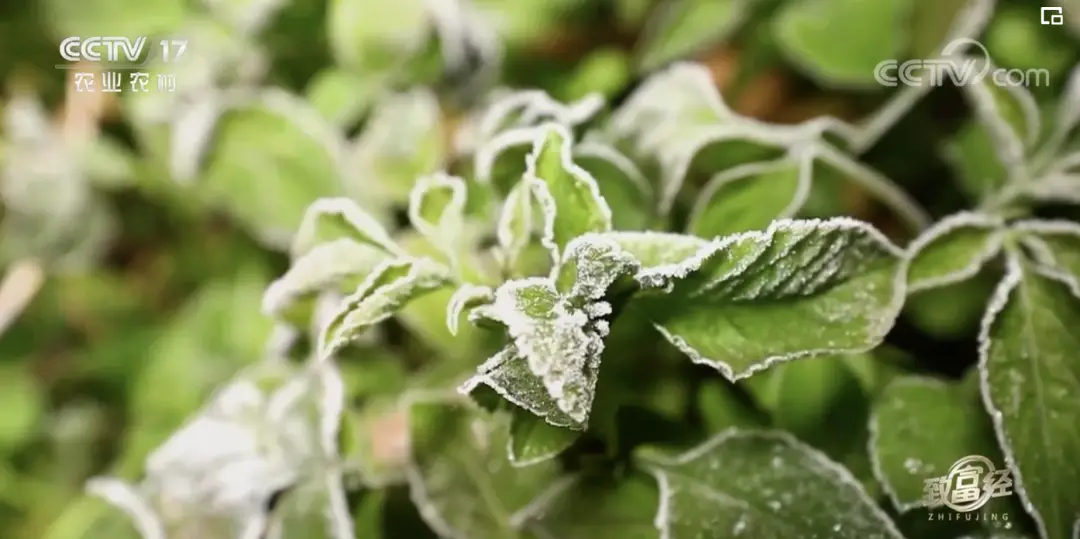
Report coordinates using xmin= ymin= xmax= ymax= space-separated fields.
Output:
xmin=319 ymin=257 xmax=451 ymax=358
xmin=977 ymin=256 xmax=1080 ymax=539
xmin=88 ymin=360 xmax=349 ymax=539
xmin=459 ymin=89 xmax=604 ymax=157
xmin=262 ymin=239 xmax=391 ymax=318
xmin=407 ymin=173 xmax=469 ymax=266
xmin=292 ymin=198 xmax=404 ymax=259
xmin=632 ymin=218 xmax=905 ymax=380
xmin=904 ymin=212 xmax=1005 ymax=293
xmin=636 ymin=429 xmax=906 ymax=539
xmin=445 ymin=283 xmax=494 ymax=336
xmin=524 ymin=123 xmax=613 ymax=259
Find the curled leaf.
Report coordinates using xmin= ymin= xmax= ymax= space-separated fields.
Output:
xmin=905 ymin=212 xmax=1005 ymax=293
xmin=319 ymin=257 xmax=451 ymax=358
xmin=407 ymin=173 xmax=469 ymax=265
xmin=446 ymin=283 xmax=494 ymax=336
xmin=292 ymin=198 xmax=404 ymax=259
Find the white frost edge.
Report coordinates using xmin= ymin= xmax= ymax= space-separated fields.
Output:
xmin=168 ymin=96 xmax=227 ymax=184
xmin=574 ymin=140 xmax=654 ymax=200
xmin=655 ymin=123 xmax=791 ymax=217
xmin=1024 ymin=173 xmax=1080 ymax=204
xmin=262 ymin=239 xmax=386 ymax=317
xmin=292 ymin=197 xmax=404 ymax=259
xmin=812 ymin=142 xmax=932 ymax=232
xmin=317 ymin=256 xmax=448 ymax=359
xmin=608 ymin=62 xmax=733 ymax=140
xmin=496 ymin=181 xmax=533 ymax=269
xmin=642 ymin=217 xmax=906 ymax=381
xmin=407 ymin=172 xmax=469 ymax=266
xmin=505 ymin=430 xmax=569 ymax=469
xmin=523 ymin=122 xmax=615 ymax=266
xmin=86 ymin=477 xmax=168 ymax=539
xmin=456 ymin=347 xmax=582 ymax=430
xmin=400 ymin=388 xmax=476 ymax=539
xmin=686 ymin=152 xmax=813 ymax=235
xmin=445 ymin=283 xmax=494 ymax=336
xmin=1011 ymin=218 xmax=1080 ymax=294
xmin=976 ymin=253 xmax=1055 ymax=539
xmin=905 ymin=211 xmax=1006 ymax=294
xmin=962 ymin=72 xmax=1029 ymax=184
xmin=639 ymin=429 xmax=906 ymax=539
xmin=508 ymin=474 xmax=580 ymax=530
xmin=865 ymin=375 xmax=954 ymax=513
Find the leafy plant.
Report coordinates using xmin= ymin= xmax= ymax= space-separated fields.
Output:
xmin=2 ymin=0 xmax=1080 ymax=538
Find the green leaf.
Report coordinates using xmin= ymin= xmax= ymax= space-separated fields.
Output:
xmin=201 ymin=90 xmax=346 ymax=249
xmin=405 ymin=395 xmax=561 ymax=539
xmin=446 ymin=284 xmax=495 ymax=336
xmin=265 ymin=471 xmax=354 ymax=539
xmin=635 ymin=429 xmax=905 ymax=538
xmin=574 ymin=142 xmax=653 ymax=231
xmin=1013 ymin=220 xmax=1080 ymax=287
xmin=635 ymin=0 xmax=749 ymax=73
xmin=344 ymin=89 xmax=446 ymax=205
xmin=518 ymin=473 xmax=659 ymax=539
xmin=636 ymin=218 xmax=905 ymax=381
xmin=508 ymin=408 xmax=580 ymax=467
xmin=408 ymin=173 xmax=469 ymax=266
xmin=304 ymin=68 xmax=384 ymax=127
xmin=496 ymin=182 xmax=536 ymax=275
xmin=906 ymin=212 xmax=1005 ymax=293
xmin=526 ymin=124 xmax=614 ymax=258
xmin=697 ymin=381 xmax=768 ymax=434
xmin=292 ymin=197 xmax=404 ymax=259
xmin=687 ymin=156 xmax=811 ymax=238
xmin=463 ymin=275 xmax=609 ymax=426
xmin=909 ymin=0 xmax=994 ymax=59
xmin=773 ymin=0 xmax=909 ymax=87
xmin=944 ymin=119 xmax=1011 ymax=202
xmin=868 ymin=375 xmax=1002 ymax=512
xmin=961 ymin=77 xmax=1041 ymax=182
xmin=263 ymin=239 xmax=391 ymax=318
xmin=0 ymin=363 xmax=44 ymax=450
xmin=978 ymin=258 xmax=1080 ymax=539
xmin=326 ymin=0 xmax=428 ymax=72
xmin=460 ymin=346 xmax=586 ymax=429
xmin=601 ymin=231 xmax=709 ymax=269
xmin=319 ymin=257 xmax=451 ymax=358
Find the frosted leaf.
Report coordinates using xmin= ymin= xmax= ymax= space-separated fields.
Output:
xmin=405 ymin=395 xmax=561 ymax=539
xmin=1023 ymin=173 xmax=1080 ymax=205
xmin=688 ymin=154 xmax=813 ymax=238
xmin=961 ymin=73 xmax=1039 ymax=183
xmin=343 ymin=89 xmax=445 ymax=205
xmin=467 ymin=278 xmax=606 ymax=424
xmin=90 ymin=360 xmax=345 ymax=539
xmin=868 ymin=375 xmax=1002 ymax=512
xmin=905 ymin=212 xmax=1005 ymax=293
xmin=978 ymin=256 xmax=1080 ymax=539
xmin=516 ymin=473 xmax=659 ymax=539
xmin=1041 ymin=65 xmax=1080 ymax=159
xmin=635 ymin=0 xmax=749 ymax=73
xmin=85 ymin=478 xmax=167 ymax=539
xmin=635 ymin=218 xmax=905 ymax=380
xmin=458 ymin=346 xmax=585 ymax=428
xmin=262 ymin=239 xmax=391 ymax=318
xmin=554 ymin=234 xmax=640 ymax=301
xmin=606 ymin=62 xmax=733 ymax=155
xmin=1011 ymin=219 xmax=1080 ymax=289
xmin=573 ymin=141 xmax=653 ymax=230
xmin=168 ymin=97 xmax=226 ymax=184
xmin=422 ymin=0 xmax=501 ymax=75
xmin=507 ymin=408 xmax=580 ymax=467
xmin=636 ymin=429 xmax=905 ymax=539
xmin=524 ymin=123 xmax=613 ymax=262
xmin=496 ymin=181 xmax=535 ymax=273
xmin=459 ymin=89 xmax=604 ymax=157
xmin=599 ymin=231 xmax=709 ymax=272
xmin=407 ymin=173 xmax=469 ymax=265
xmin=446 ymin=284 xmax=494 ymax=336
xmin=292 ymin=198 xmax=404 ymax=259
xmin=264 ymin=467 xmax=354 ymax=539
xmin=318 ymin=257 xmax=451 ymax=358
